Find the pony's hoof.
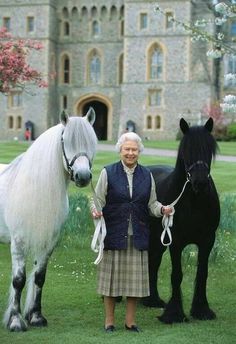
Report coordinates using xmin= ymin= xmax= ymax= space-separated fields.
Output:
xmin=8 ymin=315 xmax=28 ymax=332
xmin=142 ymin=296 xmax=166 ymax=308
xmin=191 ymin=307 xmax=216 ymax=320
xmin=26 ymin=312 xmax=48 ymax=327
xmin=158 ymin=313 xmax=189 ymax=324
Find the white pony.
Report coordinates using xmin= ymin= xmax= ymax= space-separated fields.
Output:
xmin=0 ymin=108 xmax=97 ymax=332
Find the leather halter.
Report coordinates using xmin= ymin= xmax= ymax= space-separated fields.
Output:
xmin=61 ymin=130 xmax=91 ymax=181
xmin=185 ymin=160 xmax=210 ymax=181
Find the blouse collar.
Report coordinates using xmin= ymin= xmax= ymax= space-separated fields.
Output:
xmin=121 ymin=160 xmax=137 ymax=175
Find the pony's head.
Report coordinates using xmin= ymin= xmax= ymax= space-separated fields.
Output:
xmin=61 ymin=107 xmax=97 ymax=187
xmin=178 ymin=117 xmax=217 ymax=193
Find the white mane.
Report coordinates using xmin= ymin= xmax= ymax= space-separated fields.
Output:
xmin=3 ymin=117 xmax=97 ymax=254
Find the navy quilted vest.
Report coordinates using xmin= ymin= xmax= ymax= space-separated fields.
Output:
xmin=103 ymin=161 xmax=151 ymax=250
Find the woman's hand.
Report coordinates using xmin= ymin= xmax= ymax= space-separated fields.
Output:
xmin=91 ymin=209 xmax=103 ymax=219
xmin=161 ymin=206 xmax=173 ymax=216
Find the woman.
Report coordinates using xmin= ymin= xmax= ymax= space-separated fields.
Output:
xmin=91 ymin=132 xmax=172 ymax=333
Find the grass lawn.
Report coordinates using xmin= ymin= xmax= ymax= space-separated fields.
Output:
xmin=0 ymin=233 xmax=235 ymax=344
xmin=0 ymin=141 xmax=235 ymax=343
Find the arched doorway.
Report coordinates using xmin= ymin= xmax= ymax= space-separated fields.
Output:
xmin=82 ymin=101 xmax=108 ymax=140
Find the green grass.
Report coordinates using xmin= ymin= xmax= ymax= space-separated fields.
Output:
xmin=0 ymin=232 xmax=235 ymax=343
xmin=0 ymin=142 xmax=235 ymax=343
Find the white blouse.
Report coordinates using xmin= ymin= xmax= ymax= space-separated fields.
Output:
xmin=91 ymin=163 xmax=163 ymax=235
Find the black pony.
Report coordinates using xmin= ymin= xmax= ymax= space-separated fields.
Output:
xmin=143 ymin=118 xmax=220 ymax=324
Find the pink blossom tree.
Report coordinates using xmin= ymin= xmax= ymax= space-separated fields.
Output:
xmin=0 ymin=27 xmax=48 ymax=93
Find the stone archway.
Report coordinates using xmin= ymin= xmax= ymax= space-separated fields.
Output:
xmin=83 ymin=101 xmax=107 ymax=140
xmin=76 ymin=94 xmax=112 ymax=140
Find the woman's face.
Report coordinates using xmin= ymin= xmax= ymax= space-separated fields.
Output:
xmin=120 ymin=140 xmax=139 ymax=168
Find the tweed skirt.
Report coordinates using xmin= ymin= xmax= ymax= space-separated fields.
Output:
xmin=97 ymin=236 xmax=150 ymax=297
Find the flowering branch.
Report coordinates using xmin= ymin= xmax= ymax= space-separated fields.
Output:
xmin=154 ymin=2 xmax=236 ymax=114
xmin=154 ymin=2 xmax=236 ymax=56
xmin=0 ymin=27 xmax=48 ymax=93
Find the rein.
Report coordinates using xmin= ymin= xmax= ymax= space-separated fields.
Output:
xmin=161 ymin=159 xmax=210 ymax=246
xmin=61 ymin=130 xmax=91 ymax=181
xmin=161 ymin=178 xmax=190 ymax=246
xmin=90 ymin=180 xmax=107 ymax=265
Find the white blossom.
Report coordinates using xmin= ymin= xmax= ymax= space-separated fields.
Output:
xmin=215 ymin=2 xmax=230 ymax=15
xmin=223 ymin=94 xmax=236 ymax=103
xmin=217 ymin=32 xmax=225 ymax=40
xmin=206 ymin=49 xmax=222 ymax=58
xmin=224 ymin=73 xmax=236 ymax=82
xmin=215 ymin=17 xmax=227 ymax=25
xmin=220 ymin=103 xmax=236 ymax=112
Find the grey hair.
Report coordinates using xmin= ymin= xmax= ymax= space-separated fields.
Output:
xmin=115 ymin=132 xmax=144 ymax=152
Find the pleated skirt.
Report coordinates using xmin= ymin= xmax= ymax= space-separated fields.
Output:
xmin=97 ymin=236 xmax=150 ymax=297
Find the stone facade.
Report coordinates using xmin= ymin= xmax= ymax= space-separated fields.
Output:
xmin=0 ymin=0 xmax=216 ymax=141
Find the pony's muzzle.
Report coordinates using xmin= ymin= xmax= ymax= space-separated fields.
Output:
xmin=74 ymin=171 xmax=92 ymax=187
xmin=192 ymin=178 xmax=210 ymax=193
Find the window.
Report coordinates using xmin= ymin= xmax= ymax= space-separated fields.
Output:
xmin=63 ymin=95 xmax=68 ymax=109
xmin=155 ymin=115 xmax=161 ymax=129
xmin=165 ymin=12 xmax=174 ymax=29
xmin=61 ymin=55 xmax=70 ymax=84
xmin=140 ymin=13 xmax=148 ymax=30
xmin=8 ymin=116 xmax=14 ymax=129
xmin=27 ymin=17 xmax=35 ymax=32
xmin=146 ymin=115 xmax=152 ymax=129
xmin=119 ymin=53 xmax=124 ymax=84
xmin=64 ymin=21 xmax=70 ymax=36
xmin=224 ymin=55 xmax=236 ymax=86
xmin=120 ymin=20 xmax=124 ymax=37
xmin=110 ymin=6 xmax=117 ymax=20
xmin=92 ymin=21 xmax=100 ymax=37
xmin=16 ymin=116 xmax=22 ymax=129
xmin=231 ymin=21 xmax=236 ymax=35
xmin=3 ymin=17 xmax=11 ymax=31
xmin=148 ymin=45 xmax=163 ymax=80
xmin=8 ymin=92 xmax=23 ymax=108
xmin=89 ymin=51 xmax=101 ymax=84
xmin=149 ymin=89 xmax=162 ymax=106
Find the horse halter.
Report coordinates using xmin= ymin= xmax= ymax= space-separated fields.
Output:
xmin=185 ymin=160 xmax=210 ymax=181
xmin=61 ymin=130 xmax=92 ymax=181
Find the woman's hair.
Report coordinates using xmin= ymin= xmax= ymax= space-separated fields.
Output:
xmin=115 ymin=132 xmax=144 ymax=152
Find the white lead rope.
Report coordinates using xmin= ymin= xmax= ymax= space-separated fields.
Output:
xmin=90 ymin=181 xmax=107 ymax=265
xmin=161 ymin=179 xmax=190 ymax=246
xmin=90 ymin=178 xmax=190 ymax=260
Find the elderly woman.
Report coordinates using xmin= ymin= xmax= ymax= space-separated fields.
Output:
xmin=91 ymin=132 xmax=172 ymax=333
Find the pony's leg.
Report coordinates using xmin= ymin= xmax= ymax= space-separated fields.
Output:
xmin=158 ymin=246 xmax=188 ymax=324
xmin=24 ymin=251 xmax=52 ymax=327
xmin=142 ymin=219 xmax=166 ymax=308
xmin=190 ymin=241 xmax=216 ymax=320
xmin=3 ymin=238 xmax=27 ymax=331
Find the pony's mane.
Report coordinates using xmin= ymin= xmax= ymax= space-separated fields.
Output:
xmin=177 ymin=125 xmax=218 ymax=167
xmin=4 ymin=117 xmax=97 ymax=254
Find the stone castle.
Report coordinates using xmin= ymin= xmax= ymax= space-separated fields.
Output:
xmin=0 ymin=0 xmax=231 ymax=141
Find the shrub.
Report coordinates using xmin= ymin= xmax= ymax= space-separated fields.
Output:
xmin=59 ymin=193 xmax=93 ymax=248
xmin=219 ymin=193 xmax=236 ymax=233
xmin=226 ymin=122 xmax=236 ymax=141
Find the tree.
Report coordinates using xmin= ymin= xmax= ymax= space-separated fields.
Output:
xmin=0 ymin=27 xmax=47 ymax=93
xmin=155 ymin=0 xmax=236 ymax=114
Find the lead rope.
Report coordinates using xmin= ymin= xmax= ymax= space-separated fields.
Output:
xmin=90 ymin=180 xmax=107 ymax=265
xmin=161 ymin=178 xmax=190 ymax=246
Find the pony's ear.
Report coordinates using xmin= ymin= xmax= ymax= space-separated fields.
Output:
xmin=60 ymin=110 xmax=69 ymax=126
xmin=180 ymin=118 xmax=189 ymax=134
xmin=85 ymin=107 xmax=96 ymax=126
xmin=204 ymin=117 xmax=214 ymax=132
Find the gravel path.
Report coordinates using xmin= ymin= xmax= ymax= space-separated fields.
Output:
xmin=97 ymin=143 xmax=236 ymax=162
